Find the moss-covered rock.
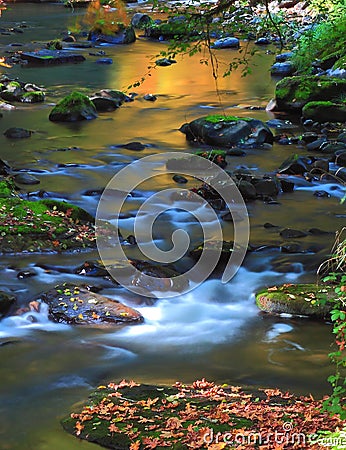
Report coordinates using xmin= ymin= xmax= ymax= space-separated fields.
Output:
xmin=144 ymin=18 xmax=199 ymax=40
xmin=275 ymin=76 xmax=346 ymax=111
xmin=180 ymin=116 xmax=273 ymax=147
xmin=302 ymin=101 xmax=346 ymax=123
xmin=21 ymin=91 xmax=45 ymax=103
xmin=0 ymin=179 xmax=96 ymax=253
xmin=255 ymin=283 xmax=334 ymax=318
xmin=49 ymin=91 xmax=98 ymax=122
xmin=62 ymin=379 xmax=343 ymax=449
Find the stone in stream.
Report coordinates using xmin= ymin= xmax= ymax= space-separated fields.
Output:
xmin=49 ymin=92 xmax=98 ymax=122
xmin=30 ymin=284 xmax=143 ymax=326
xmin=13 ymin=173 xmax=40 ymax=185
xmin=270 ymin=62 xmax=295 ymax=77
xmin=88 ymin=25 xmax=136 ymax=45
xmin=20 ymin=50 xmax=86 ymax=65
xmin=255 ymin=283 xmax=334 ymax=318
xmin=280 ymin=228 xmax=308 ymax=239
xmin=4 ymin=127 xmax=32 ymax=139
xmin=0 ymin=291 xmax=16 ymax=319
xmin=180 ymin=115 xmax=273 ymax=148
xmin=131 ymin=13 xmax=152 ymax=29
xmin=212 ymin=37 xmax=240 ymax=49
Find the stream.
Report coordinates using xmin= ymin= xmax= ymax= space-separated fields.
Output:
xmin=0 ymin=3 xmax=345 ymax=449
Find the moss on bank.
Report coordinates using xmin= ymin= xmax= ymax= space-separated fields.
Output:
xmin=0 ymin=179 xmax=95 ymax=253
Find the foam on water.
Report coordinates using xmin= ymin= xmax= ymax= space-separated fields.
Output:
xmin=0 ymin=302 xmax=70 ymax=339
xmin=96 ymin=265 xmax=302 ymax=353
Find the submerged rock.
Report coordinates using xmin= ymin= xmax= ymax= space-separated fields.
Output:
xmin=32 ymin=284 xmax=143 ymax=325
xmin=20 ymin=50 xmax=85 ymax=65
xmin=49 ymin=91 xmax=98 ymax=122
xmin=255 ymin=283 xmax=334 ymax=318
xmin=4 ymin=127 xmax=32 ymax=139
xmin=0 ymin=291 xmax=16 ymax=318
xmin=180 ymin=115 xmax=273 ymax=147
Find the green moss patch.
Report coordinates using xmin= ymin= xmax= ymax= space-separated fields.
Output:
xmin=275 ymin=76 xmax=346 ymax=111
xmin=302 ymin=101 xmax=346 ymax=122
xmin=62 ymin=379 xmax=344 ymax=449
xmin=256 ymin=283 xmax=334 ymax=318
xmin=0 ymin=179 xmax=95 ymax=253
xmin=204 ymin=114 xmax=252 ymax=123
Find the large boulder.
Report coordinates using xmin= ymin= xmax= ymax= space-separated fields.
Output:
xmin=302 ymin=101 xmax=346 ymax=122
xmin=49 ymin=91 xmax=98 ymax=122
xmin=255 ymin=283 xmax=334 ymax=318
xmin=180 ymin=115 xmax=273 ymax=147
xmin=32 ymin=284 xmax=143 ymax=325
xmin=274 ymin=76 xmax=346 ymax=111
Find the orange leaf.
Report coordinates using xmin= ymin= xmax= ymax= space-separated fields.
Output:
xmin=130 ymin=441 xmax=141 ymax=450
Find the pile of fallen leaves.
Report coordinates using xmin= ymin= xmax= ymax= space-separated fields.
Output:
xmin=62 ymin=379 xmax=344 ymax=449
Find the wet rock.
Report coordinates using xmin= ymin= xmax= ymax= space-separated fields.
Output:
xmin=264 ymin=222 xmax=279 ymax=229
xmin=212 ymin=37 xmax=240 ymax=49
xmin=13 ymin=173 xmax=40 ymax=185
xmin=180 ymin=115 xmax=273 ymax=148
xmin=95 ymin=58 xmax=113 ymax=64
xmin=90 ymin=96 xmax=120 ymax=112
xmin=314 ymin=190 xmax=330 ymax=198
xmin=266 ymin=119 xmax=296 ymax=129
xmin=275 ymin=52 xmax=293 ymax=62
xmin=255 ymin=37 xmax=271 ymax=45
xmin=4 ymin=127 xmax=32 ymax=139
xmin=20 ymin=50 xmax=85 ymax=65
xmin=280 ymin=243 xmax=303 ymax=253
xmin=335 ymin=167 xmax=346 ymax=182
xmin=226 ymin=148 xmax=246 ymax=156
xmin=278 ymin=154 xmax=310 ymax=175
xmin=306 ymin=138 xmax=328 ymax=151
xmin=118 ymin=142 xmax=146 ymax=151
xmin=172 ymin=174 xmax=188 ymax=184
xmin=131 ymin=13 xmax=152 ymax=29
xmin=33 ymin=284 xmax=143 ymax=325
xmin=17 ymin=270 xmax=36 ymax=279
xmin=143 ymin=94 xmax=157 ymax=101
xmin=155 ymin=58 xmax=177 ymax=66
xmin=74 ymin=260 xmax=110 ymax=278
xmin=280 ymin=228 xmax=308 ymax=239
xmin=88 ymin=26 xmax=136 ymax=45
xmin=49 ymin=92 xmax=97 ymax=122
xmin=279 ymin=179 xmax=295 ymax=192
xmin=270 ymin=62 xmax=295 ymax=77
xmin=312 ymin=159 xmax=329 ymax=172
xmin=335 ymin=151 xmax=346 ymax=166
xmin=253 ymin=178 xmax=280 ymax=197
xmin=129 ymin=259 xmax=188 ymax=293
xmin=308 ymin=228 xmax=331 ymax=235
xmin=255 ymin=283 xmax=333 ymax=318
xmin=237 ymin=180 xmax=257 ymax=200
xmin=337 ymin=132 xmax=346 ymax=144
xmin=0 ymin=291 xmax=16 ymax=318
xmin=301 ymin=132 xmax=319 ymax=144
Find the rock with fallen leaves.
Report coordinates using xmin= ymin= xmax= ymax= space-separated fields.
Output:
xmin=256 ymin=283 xmax=334 ymax=318
xmin=33 ymin=283 xmax=143 ymax=325
xmin=62 ymin=378 xmax=344 ymax=449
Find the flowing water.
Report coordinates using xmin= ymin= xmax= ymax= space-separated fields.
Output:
xmin=0 ymin=4 xmax=345 ymax=449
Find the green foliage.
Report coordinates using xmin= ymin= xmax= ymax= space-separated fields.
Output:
xmin=318 ymin=230 xmax=346 ymax=420
xmin=291 ymin=13 xmax=346 ymax=74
